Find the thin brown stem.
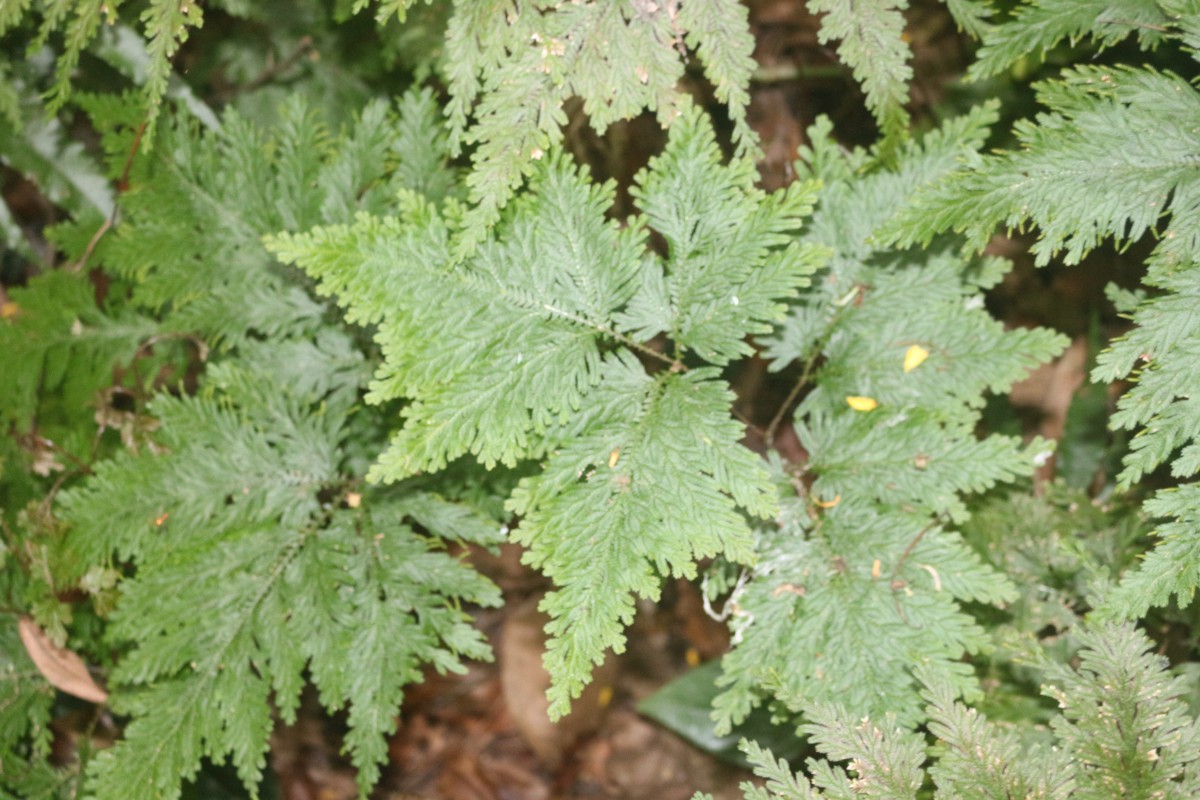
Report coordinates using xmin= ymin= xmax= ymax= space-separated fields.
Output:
xmin=238 ymin=36 xmax=315 ymax=94
xmin=540 ymin=302 xmax=685 ymax=372
xmin=70 ymin=120 xmax=148 ymax=273
xmin=764 ymin=292 xmax=860 ymax=448
xmin=764 ymin=352 xmax=818 ymax=448
xmin=891 ymin=521 xmax=937 ymax=584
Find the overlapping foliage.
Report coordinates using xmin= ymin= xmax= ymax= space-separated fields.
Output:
xmin=890 ymin=8 xmax=1200 ymax=621
xmin=4 ymin=0 xmax=1200 ymax=797
xmin=702 ymin=624 xmax=1200 ymax=800
xmin=2 ymin=90 xmax=504 ymax=800
xmin=269 ymin=104 xmax=827 ymax=716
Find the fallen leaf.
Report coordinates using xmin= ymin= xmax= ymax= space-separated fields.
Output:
xmin=500 ymin=597 xmax=617 ymax=768
xmin=18 ymin=616 xmax=108 ymax=704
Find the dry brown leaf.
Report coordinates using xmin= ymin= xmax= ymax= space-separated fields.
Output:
xmin=18 ymin=616 xmax=108 ymax=704
xmin=500 ymin=597 xmax=618 ymax=768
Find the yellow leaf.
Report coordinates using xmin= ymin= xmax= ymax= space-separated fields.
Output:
xmin=813 ymin=493 xmax=841 ymax=508
xmin=846 ymin=396 xmax=878 ymax=412
xmin=903 ymin=344 xmax=929 ymax=373
xmin=608 ymin=447 xmax=620 ymax=468
xmin=0 ymin=301 xmax=19 ymax=319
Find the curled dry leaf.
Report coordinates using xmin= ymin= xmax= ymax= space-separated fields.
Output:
xmin=18 ymin=615 xmax=108 ymax=704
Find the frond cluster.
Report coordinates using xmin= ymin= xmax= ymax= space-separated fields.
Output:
xmin=269 ymin=102 xmax=827 ymax=718
xmin=61 ymin=368 xmax=501 ymax=799
xmin=968 ymin=0 xmax=1179 ymax=80
xmin=886 ymin=8 xmax=1200 ymax=620
xmin=713 ymin=105 xmax=1066 ymax=732
xmin=0 ymin=0 xmax=203 ymax=132
xmin=439 ymin=0 xmax=756 ymax=252
xmin=1 ymin=90 xmax=506 ymax=800
xmin=702 ymin=625 xmax=1200 ymax=800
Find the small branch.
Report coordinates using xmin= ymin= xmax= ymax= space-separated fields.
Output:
xmin=70 ymin=120 xmax=148 ymax=273
xmin=752 ymin=63 xmax=849 ymax=84
xmin=238 ymin=36 xmax=315 ymax=95
xmin=540 ymin=303 xmax=685 ymax=371
xmin=890 ymin=520 xmax=938 ymax=584
xmin=764 ymin=291 xmax=860 ymax=448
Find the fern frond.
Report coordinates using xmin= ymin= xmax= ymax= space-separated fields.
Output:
xmin=719 ymin=625 xmax=1200 ymax=800
xmin=1044 ymin=623 xmax=1200 ymax=798
xmin=942 ymin=0 xmax=993 ymax=39
xmin=92 ymin=93 xmax=438 ymax=356
xmin=7 ymin=0 xmax=204 ymax=135
xmin=806 ymin=0 xmax=912 ymax=139
xmin=510 ymin=360 xmax=770 ymax=717
xmin=922 ymin=671 xmax=1075 ymax=799
xmin=0 ymin=271 xmax=155 ymax=434
xmin=271 ymin=104 xmax=819 ymax=718
xmin=969 ymin=0 xmax=1176 ymax=80
xmin=737 ymin=738 xmax=825 ymax=799
xmin=801 ymin=700 xmax=925 ymax=798
xmin=0 ymin=618 xmax=55 ymax=767
xmin=714 ymin=498 xmax=1015 ymax=732
xmin=885 ymin=60 xmax=1200 ymax=624
xmin=677 ymin=0 xmax=757 ymax=143
xmin=62 ymin=370 xmax=501 ymax=799
xmin=1100 ymin=485 xmax=1200 ymax=617
xmin=889 ymin=66 xmax=1200 ymax=267
xmin=440 ymin=0 xmax=758 ymax=251
xmin=630 ymin=104 xmax=824 ymax=363
xmin=717 ymin=106 xmax=1059 ymax=734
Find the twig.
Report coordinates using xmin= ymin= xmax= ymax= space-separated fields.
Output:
xmin=70 ymin=120 xmax=148 ymax=273
xmin=764 ymin=287 xmax=863 ymax=448
xmin=238 ymin=36 xmax=315 ymax=95
xmin=890 ymin=521 xmax=936 ymax=584
xmin=888 ymin=520 xmax=939 ymax=627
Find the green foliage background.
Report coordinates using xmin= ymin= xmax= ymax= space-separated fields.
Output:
xmin=3 ymin=0 xmax=1200 ymax=797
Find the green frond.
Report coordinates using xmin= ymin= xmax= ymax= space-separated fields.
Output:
xmin=890 ymin=66 xmax=1200 ymax=267
xmin=892 ymin=62 xmax=1200 ymax=626
xmin=439 ymin=0 xmax=758 ymax=250
xmin=803 ymin=411 xmax=1045 ymax=522
xmin=718 ymin=107 xmax=1059 ymax=736
xmin=922 ymin=673 xmax=1075 ymax=798
xmin=273 ymin=104 xmax=816 ymax=718
xmin=0 ymin=619 xmax=55 ymax=769
xmin=969 ymin=0 xmax=1176 ymax=80
xmin=1100 ymin=485 xmax=1200 ymax=618
xmin=350 ymin=0 xmax=423 ymax=24
xmin=511 ymin=363 xmax=770 ymax=717
xmin=806 ymin=0 xmax=912 ymax=140
xmin=631 ymin=103 xmax=825 ymax=364
xmin=1044 ymin=623 xmax=1200 ymax=798
xmin=677 ymin=0 xmax=757 ymax=144
xmin=730 ymin=739 xmax=823 ymax=799
xmin=801 ymin=701 xmax=925 ymax=798
xmin=62 ymin=373 xmax=500 ymax=799
xmin=719 ymin=624 xmax=1200 ymax=800
xmin=942 ymin=0 xmax=993 ymax=39
xmin=713 ymin=499 xmax=1013 ymax=732
xmin=0 ymin=271 xmax=155 ymax=434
